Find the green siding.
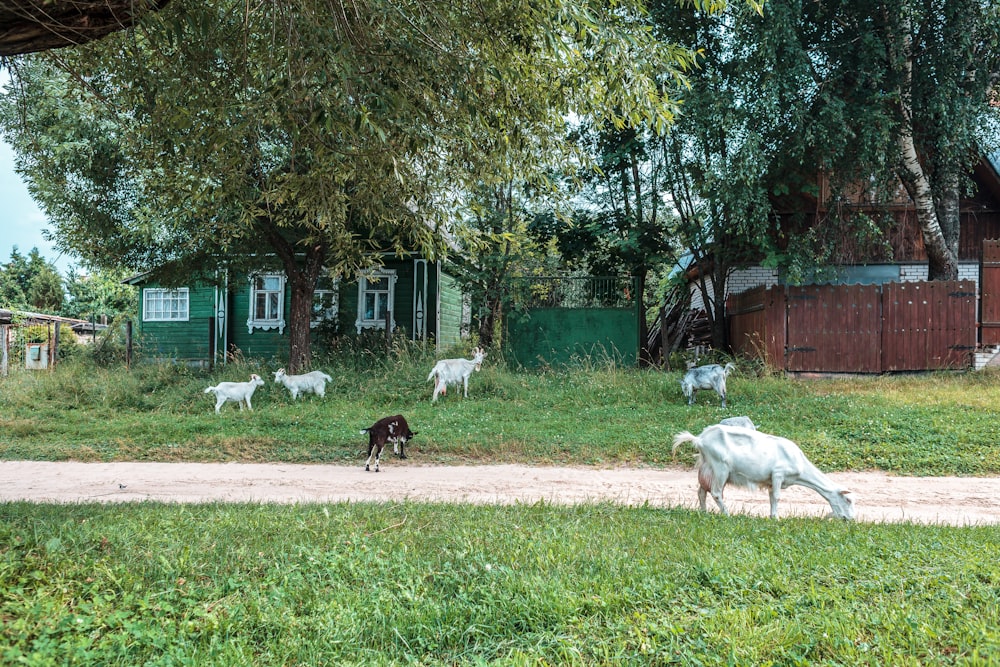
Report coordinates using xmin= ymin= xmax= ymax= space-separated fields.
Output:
xmin=133 ymin=257 xmax=465 ymax=365
xmin=437 ymin=269 xmax=464 ymax=350
xmin=136 ymin=286 xmax=215 ymax=365
xmin=228 ymin=284 xmax=287 ymax=361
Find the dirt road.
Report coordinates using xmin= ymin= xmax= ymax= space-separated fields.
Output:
xmin=3 ymin=461 xmax=999 ymax=526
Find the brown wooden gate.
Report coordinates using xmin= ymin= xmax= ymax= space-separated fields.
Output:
xmin=785 ymin=284 xmax=881 ymax=372
xmin=728 ymin=280 xmax=976 ymax=372
xmin=881 ymin=281 xmax=977 ymax=371
xmin=981 ymin=240 xmax=1000 ymax=345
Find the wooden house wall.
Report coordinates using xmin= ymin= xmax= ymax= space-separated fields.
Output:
xmin=228 ymin=281 xmax=286 ymax=360
xmin=136 ymin=285 xmax=215 ymax=365
xmin=437 ymin=269 xmax=464 ymax=350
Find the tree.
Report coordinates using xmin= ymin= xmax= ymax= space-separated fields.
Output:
xmin=567 ymin=123 xmax=680 ymax=361
xmin=787 ymin=0 xmax=1000 ymax=280
xmin=2 ymin=0 xmax=693 ymax=371
xmin=0 ymin=246 xmax=64 ymax=312
xmin=0 ymin=0 xmax=170 ymax=56
xmin=62 ymin=268 xmax=137 ymax=321
xmin=26 ymin=263 xmax=64 ymax=311
xmin=642 ymin=0 xmax=779 ymax=349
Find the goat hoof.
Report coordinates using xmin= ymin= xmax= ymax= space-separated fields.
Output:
xmin=365 ymin=465 xmax=370 ymax=471
xmin=399 ymin=454 xmax=408 ymax=460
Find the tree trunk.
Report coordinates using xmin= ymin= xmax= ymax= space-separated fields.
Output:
xmin=285 ymin=273 xmax=316 ymax=373
xmin=262 ymin=219 xmax=328 ymax=374
xmin=0 ymin=0 xmax=171 ymax=56
xmin=896 ymin=129 xmax=959 ymax=281
xmin=710 ymin=263 xmax=729 ymax=351
xmin=635 ymin=269 xmax=651 ymax=366
xmin=893 ymin=14 xmax=959 ymax=282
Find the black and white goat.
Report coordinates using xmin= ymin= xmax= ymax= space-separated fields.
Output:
xmin=361 ymin=415 xmax=416 ymax=472
xmin=671 ymin=424 xmax=855 ymax=520
xmin=427 ymin=347 xmax=487 ymax=402
xmin=681 ymin=362 xmax=736 ymax=407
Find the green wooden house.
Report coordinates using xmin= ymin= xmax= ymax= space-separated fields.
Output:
xmin=125 ymin=254 xmax=468 ymax=366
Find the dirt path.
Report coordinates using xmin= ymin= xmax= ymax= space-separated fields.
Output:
xmin=3 ymin=461 xmax=999 ymax=526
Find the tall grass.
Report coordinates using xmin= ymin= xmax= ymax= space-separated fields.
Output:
xmin=3 ymin=354 xmax=1000 ymax=475
xmin=1 ymin=501 xmax=997 ymax=665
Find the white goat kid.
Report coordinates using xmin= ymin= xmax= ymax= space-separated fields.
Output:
xmin=204 ymin=374 xmax=266 ymax=414
xmin=681 ymin=362 xmax=736 ymax=407
xmin=273 ymin=368 xmax=332 ymax=400
xmin=671 ymin=424 xmax=855 ymax=520
xmin=427 ymin=347 xmax=487 ymax=402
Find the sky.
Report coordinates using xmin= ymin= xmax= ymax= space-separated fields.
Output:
xmin=0 ymin=138 xmax=78 ymax=275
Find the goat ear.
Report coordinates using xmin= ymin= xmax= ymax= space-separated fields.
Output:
xmin=840 ymin=489 xmax=852 ymax=496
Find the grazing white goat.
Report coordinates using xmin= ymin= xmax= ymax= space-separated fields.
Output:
xmin=203 ymin=374 xmax=265 ymax=414
xmin=671 ymin=424 xmax=855 ymax=520
xmin=362 ymin=414 xmax=417 ymax=472
xmin=273 ymin=368 xmax=332 ymax=400
xmin=427 ymin=347 xmax=487 ymax=402
xmin=681 ymin=362 xmax=736 ymax=407
xmin=719 ymin=416 xmax=756 ymax=430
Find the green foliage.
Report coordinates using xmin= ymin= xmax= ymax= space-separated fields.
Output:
xmin=61 ymin=268 xmax=137 ymax=321
xmin=0 ymin=501 xmax=997 ymax=665
xmin=1 ymin=0 xmax=701 ymax=368
xmin=23 ymin=323 xmax=80 ymax=359
xmin=0 ymin=246 xmax=64 ymax=312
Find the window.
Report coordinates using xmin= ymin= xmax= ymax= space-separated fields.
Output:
xmin=356 ymin=269 xmax=397 ymax=332
xmin=312 ymin=276 xmax=340 ymax=328
xmin=247 ymin=274 xmax=285 ymax=333
xmin=143 ymin=288 xmax=189 ymax=321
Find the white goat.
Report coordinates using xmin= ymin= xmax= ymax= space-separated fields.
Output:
xmin=681 ymin=362 xmax=736 ymax=407
xmin=719 ymin=416 xmax=756 ymax=430
xmin=273 ymin=368 xmax=332 ymax=400
xmin=203 ymin=374 xmax=265 ymax=414
xmin=427 ymin=347 xmax=487 ymax=402
xmin=671 ymin=424 xmax=854 ymax=520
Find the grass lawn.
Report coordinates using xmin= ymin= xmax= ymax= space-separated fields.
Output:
xmin=3 ymin=356 xmax=1000 ymax=475
xmin=2 ymin=356 xmax=1000 ymax=664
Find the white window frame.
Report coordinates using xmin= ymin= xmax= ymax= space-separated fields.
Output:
xmin=143 ymin=288 xmax=190 ymax=322
xmin=247 ymin=273 xmax=286 ymax=334
xmin=355 ymin=269 xmax=397 ymax=333
xmin=311 ymin=277 xmax=340 ymax=328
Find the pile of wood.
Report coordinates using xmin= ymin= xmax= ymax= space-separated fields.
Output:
xmin=645 ymin=287 xmax=713 ymax=368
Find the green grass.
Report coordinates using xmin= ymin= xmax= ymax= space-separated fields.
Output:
xmin=2 ymin=502 xmax=998 ymax=665
xmin=4 ymin=356 xmax=1000 ymax=475
xmin=3 ymin=357 xmax=1000 ymax=664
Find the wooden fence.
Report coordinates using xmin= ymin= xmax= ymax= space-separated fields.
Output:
xmin=728 ymin=281 xmax=977 ymax=372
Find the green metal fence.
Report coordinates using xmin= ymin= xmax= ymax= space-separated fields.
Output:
xmin=504 ymin=276 xmax=640 ymax=368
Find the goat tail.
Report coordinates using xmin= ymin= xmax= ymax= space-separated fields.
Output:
xmin=359 ymin=428 xmax=370 ymax=435
xmin=426 ymin=368 xmax=437 ymax=382
xmin=671 ymin=431 xmax=700 ymax=455
xmin=321 ymin=373 xmax=332 ymax=382
xmin=204 ymin=386 xmax=216 ymax=394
